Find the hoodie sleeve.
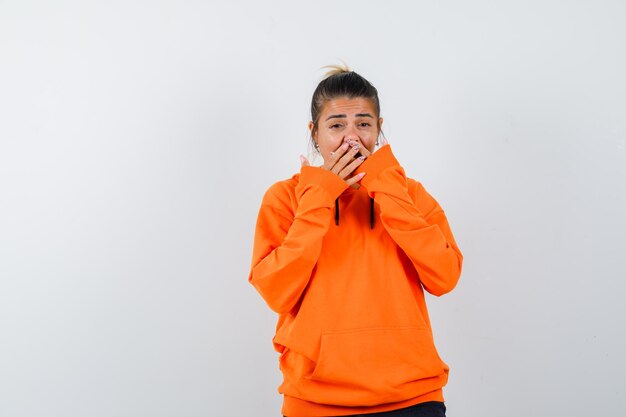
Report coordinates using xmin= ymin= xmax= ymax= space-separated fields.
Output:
xmin=248 ymin=166 xmax=349 ymax=314
xmin=353 ymin=145 xmax=463 ymax=296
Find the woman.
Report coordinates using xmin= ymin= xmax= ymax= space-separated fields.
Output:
xmin=248 ymin=65 xmax=463 ymax=417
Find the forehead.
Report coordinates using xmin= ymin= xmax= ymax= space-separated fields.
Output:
xmin=321 ymin=97 xmax=376 ymax=117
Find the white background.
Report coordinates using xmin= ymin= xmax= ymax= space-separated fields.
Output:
xmin=1 ymin=1 xmax=625 ymax=416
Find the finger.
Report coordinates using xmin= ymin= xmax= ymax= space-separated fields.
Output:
xmin=345 ymin=172 xmax=366 ymax=187
xmin=324 ymin=142 xmax=350 ymax=170
xmin=357 ymin=144 xmax=371 ymax=158
xmin=300 ymin=155 xmax=310 ymax=167
xmin=333 ymin=143 xmax=362 ymax=174
xmin=327 ymin=142 xmax=357 ymax=172
xmin=339 ymin=154 xmax=366 ymax=178
xmin=382 ymin=136 xmax=388 ymax=146
xmin=345 ymin=139 xmax=371 ymax=158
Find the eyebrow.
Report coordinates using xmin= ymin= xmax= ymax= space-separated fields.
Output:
xmin=325 ymin=113 xmax=374 ymax=121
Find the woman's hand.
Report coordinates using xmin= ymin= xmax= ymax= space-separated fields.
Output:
xmin=300 ymin=141 xmax=367 ymax=188
xmin=299 ymin=137 xmax=389 ymax=188
xmin=354 ymin=136 xmax=388 ymax=160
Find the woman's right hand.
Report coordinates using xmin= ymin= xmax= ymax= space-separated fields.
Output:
xmin=300 ymin=141 xmax=366 ymax=188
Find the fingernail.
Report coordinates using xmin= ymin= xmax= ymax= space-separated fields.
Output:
xmin=343 ymin=143 xmax=349 ymax=149
xmin=359 ymin=155 xmax=366 ymax=160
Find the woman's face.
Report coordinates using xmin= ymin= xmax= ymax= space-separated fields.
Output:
xmin=309 ymin=97 xmax=383 ymax=163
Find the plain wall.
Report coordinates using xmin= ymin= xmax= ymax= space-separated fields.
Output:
xmin=1 ymin=1 xmax=625 ymax=416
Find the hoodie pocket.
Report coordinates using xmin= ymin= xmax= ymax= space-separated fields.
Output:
xmin=307 ymin=326 xmax=444 ymax=396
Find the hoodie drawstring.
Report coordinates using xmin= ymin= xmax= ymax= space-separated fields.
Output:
xmin=334 ymin=197 xmax=375 ymax=229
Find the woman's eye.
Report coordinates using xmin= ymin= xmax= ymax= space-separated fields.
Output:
xmin=330 ymin=124 xmax=342 ymax=129
xmin=359 ymin=122 xmax=371 ymax=127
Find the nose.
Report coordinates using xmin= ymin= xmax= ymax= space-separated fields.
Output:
xmin=343 ymin=126 xmax=360 ymax=145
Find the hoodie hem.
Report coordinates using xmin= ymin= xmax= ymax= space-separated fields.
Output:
xmin=282 ymin=388 xmax=444 ymax=417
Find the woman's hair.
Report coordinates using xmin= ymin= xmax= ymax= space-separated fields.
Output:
xmin=310 ymin=63 xmax=381 ymax=141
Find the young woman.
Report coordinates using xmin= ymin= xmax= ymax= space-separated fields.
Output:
xmin=248 ymin=65 xmax=463 ymax=417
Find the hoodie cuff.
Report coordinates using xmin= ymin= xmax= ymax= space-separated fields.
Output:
xmin=298 ymin=165 xmax=349 ymax=201
xmin=354 ymin=144 xmax=401 ymax=189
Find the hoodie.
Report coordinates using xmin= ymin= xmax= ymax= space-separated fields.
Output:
xmin=248 ymin=144 xmax=463 ymax=416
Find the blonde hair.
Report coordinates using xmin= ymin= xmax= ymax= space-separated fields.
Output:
xmin=320 ymin=61 xmax=352 ymax=79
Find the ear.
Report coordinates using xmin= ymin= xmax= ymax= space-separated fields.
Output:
xmin=378 ymin=117 xmax=384 ymax=131
xmin=308 ymin=121 xmax=316 ymax=140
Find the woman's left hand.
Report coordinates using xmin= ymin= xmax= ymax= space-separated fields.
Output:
xmin=343 ymin=137 xmax=388 ymax=189
xmin=349 ymin=136 xmax=388 ymax=159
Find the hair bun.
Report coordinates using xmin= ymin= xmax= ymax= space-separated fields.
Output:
xmin=320 ymin=61 xmax=352 ymax=79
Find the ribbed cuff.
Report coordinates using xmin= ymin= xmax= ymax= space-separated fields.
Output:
xmin=298 ymin=165 xmax=349 ymax=201
xmin=354 ymin=144 xmax=401 ymax=189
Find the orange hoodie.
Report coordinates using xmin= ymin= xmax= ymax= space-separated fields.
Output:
xmin=248 ymin=144 xmax=463 ymax=417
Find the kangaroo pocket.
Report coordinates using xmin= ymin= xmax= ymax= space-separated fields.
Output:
xmin=306 ymin=326 xmax=445 ymax=403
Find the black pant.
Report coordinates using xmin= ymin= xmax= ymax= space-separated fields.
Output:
xmin=284 ymin=401 xmax=446 ymax=417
